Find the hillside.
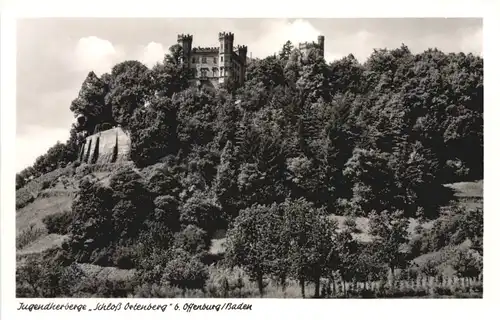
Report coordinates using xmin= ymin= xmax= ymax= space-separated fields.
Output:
xmin=16 ymin=164 xmax=118 ymax=257
xmin=16 ymin=42 xmax=483 ymax=298
xmin=16 ymin=168 xmax=483 ymax=283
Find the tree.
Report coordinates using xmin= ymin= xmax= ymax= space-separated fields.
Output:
xmin=173 ymin=225 xmax=210 ymax=256
xmin=66 ymin=178 xmax=115 ymax=264
xmin=213 ymin=140 xmax=240 ymax=220
xmin=151 ymin=195 xmax=180 ymax=233
xmin=329 ymin=54 xmax=365 ymax=95
xmin=16 ymin=174 xmax=26 ymax=190
xmin=162 ymin=249 xmax=209 ymax=295
xmin=343 ymin=148 xmax=401 ymax=215
xmin=70 ymin=71 xmax=113 ymax=134
xmin=32 ymin=142 xmax=69 ymax=175
xmin=235 ymin=112 xmax=288 ymax=207
xmin=368 ymin=210 xmax=410 ymax=276
xmin=282 ymin=198 xmax=337 ymax=298
xmin=296 ymin=48 xmax=332 ymax=104
xmin=224 ymin=203 xmax=283 ymax=297
xmin=352 ymin=243 xmax=386 ymax=286
xmin=109 ymin=167 xmax=154 ymax=243
xmin=16 ymin=251 xmax=84 ymax=298
xmin=279 ymin=40 xmax=294 ymax=61
xmin=212 ymin=98 xmax=241 ymax=149
xmin=150 ymin=44 xmax=191 ymax=97
xmin=129 ymin=96 xmax=178 ymax=167
xmin=173 ymin=87 xmax=217 ymax=150
xmin=106 ymin=60 xmax=153 ymax=128
xmin=334 ymin=229 xmax=360 ymax=295
xmin=245 ymin=56 xmax=286 ymax=90
xmin=448 ymin=248 xmax=482 ymax=279
xmin=178 ymin=192 xmax=223 ymax=237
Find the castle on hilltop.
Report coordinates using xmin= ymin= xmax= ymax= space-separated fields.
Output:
xmin=177 ymin=32 xmax=248 ymax=88
xmin=74 ymin=33 xmax=327 ymax=167
xmin=298 ymin=35 xmax=325 ymax=58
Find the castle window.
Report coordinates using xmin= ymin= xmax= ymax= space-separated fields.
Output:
xmin=213 ymin=57 xmax=217 ymax=63
xmin=201 ymin=69 xmax=207 ymax=78
xmin=192 ymin=57 xmax=195 ymax=63
xmin=221 ymin=56 xmax=223 ymax=62
xmin=202 ymin=56 xmax=207 ymax=63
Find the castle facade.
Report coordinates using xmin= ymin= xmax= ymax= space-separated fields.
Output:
xmin=177 ymin=32 xmax=248 ymax=88
xmin=298 ymin=35 xmax=325 ymax=58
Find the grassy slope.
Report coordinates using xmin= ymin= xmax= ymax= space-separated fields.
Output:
xmin=16 ymin=167 xmax=116 ymax=258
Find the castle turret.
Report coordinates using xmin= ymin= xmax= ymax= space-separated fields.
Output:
xmin=218 ymin=32 xmax=234 ymax=83
xmin=237 ymin=45 xmax=247 ymax=85
xmin=317 ymin=35 xmax=325 ymax=57
xmin=177 ymin=34 xmax=193 ymax=67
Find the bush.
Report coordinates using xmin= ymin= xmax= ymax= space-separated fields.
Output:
xmin=447 ymin=248 xmax=482 ymax=278
xmin=75 ymin=164 xmax=92 ymax=179
xmin=76 ymin=277 xmax=137 ymax=298
xmin=162 ymin=249 xmax=209 ymax=293
xmin=16 ymin=224 xmax=46 ymax=250
xmin=16 ymin=190 xmax=35 ymax=209
xmin=111 ymin=245 xmax=141 ymax=269
xmin=205 ymin=265 xmax=253 ymax=298
xmin=135 ymin=248 xmax=172 ymax=284
xmin=344 ymin=216 xmax=359 ymax=232
xmin=179 ymin=193 xmax=223 ymax=237
xmin=417 ymin=205 xmax=483 ymax=255
xmin=43 ymin=210 xmax=73 ymax=234
xmin=41 ymin=180 xmax=51 ymax=190
xmin=17 ymin=251 xmax=84 ymax=297
xmin=173 ymin=225 xmax=210 ymax=255
xmin=420 ymin=259 xmax=440 ymax=277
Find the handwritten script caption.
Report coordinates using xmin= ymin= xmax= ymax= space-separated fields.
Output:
xmin=17 ymin=302 xmax=252 ymax=313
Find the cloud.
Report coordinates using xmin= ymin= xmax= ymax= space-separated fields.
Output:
xmin=140 ymin=42 xmax=166 ymax=68
xmin=247 ymin=19 xmax=482 ymax=64
xmin=73 ymin=36 xmax=125 ymax=75
xmin=327 ymin=30 xmax=380 ymax=63
xmin=247 ymin=19 xmax=377 ymax=63
xmin=16 ymin=126 xmax=70 ymax=173
xmin=249 ymin=19 xmax=323 ymax=58
xmin=74 ymin=37 xmax=169 ymax=71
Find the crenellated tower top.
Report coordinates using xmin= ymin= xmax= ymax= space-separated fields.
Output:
xmin=218 ymin=32 xmax=234 ymax=41
xmin=177 ymin=34 xmax=193 ymax=42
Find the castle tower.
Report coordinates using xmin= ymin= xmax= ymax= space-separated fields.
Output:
xmin=317 ymin=35 xmax=325 ymax=57
xmin=177 ymin=34 xmax=193 ymax=68
xmin=218 ymin=32 xmax=234 ymax=83
xmin=237 ymin=45 xmax=248 ymax=85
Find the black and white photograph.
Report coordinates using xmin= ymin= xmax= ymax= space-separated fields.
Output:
xmin=12 ymin=16 xmax=484 ymax=299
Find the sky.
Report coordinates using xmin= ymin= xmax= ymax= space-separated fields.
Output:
xmin=16 ymin=18 xmax=483 ymax=173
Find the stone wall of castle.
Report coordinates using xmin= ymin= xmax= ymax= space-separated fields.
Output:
xmin=177 ymin=32 xmax=248 ymax=88
xmin=299 ymin=35 xmax=325 ymax=58
xmin=79 ymin=127 xmax=131 ymax=164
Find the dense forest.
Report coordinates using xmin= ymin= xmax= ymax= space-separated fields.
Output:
xmin=16 ymin=40 xmax=483 ymax=298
